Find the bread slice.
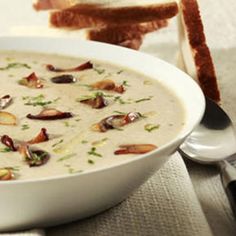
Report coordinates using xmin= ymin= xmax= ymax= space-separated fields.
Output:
xmin=33 ymin=0 xmax=172 ymax=49
xmin=47 ymin=0 xmax=178 ymax=29
xmin=178 ymin=0 xmax=220 ymax=102
xmin=87 ymin=20 xmax=168 ymax=50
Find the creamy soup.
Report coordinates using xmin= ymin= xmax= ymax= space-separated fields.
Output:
xmin=0 ymin=51 xmax=185 ymax=180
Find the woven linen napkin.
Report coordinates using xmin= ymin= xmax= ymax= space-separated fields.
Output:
xmin=46 ymin=153 xmax=212 ymax=236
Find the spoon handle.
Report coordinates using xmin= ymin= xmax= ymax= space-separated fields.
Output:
xmin=220 ymin=161 xmax=236 ymax=216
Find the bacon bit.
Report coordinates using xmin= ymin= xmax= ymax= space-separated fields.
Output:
xmin=91 ymin=79 xmax=125 ymax=93
xmin=19 ymin=72 xmax=43 ymax=89
xmin=27 ymin=108 xmax=73 ymax=120
xmin=0 ymin=95 xmax=12 ymax=110
xmin=27 ymin=128 xmax=49 ymax=144
xmin=0 ymin=111 xmax=17 ymax=126
xmin=51 ymin=74 xmax=77 ymax=84
xmin=46 ymin=61 xmax=93 ymax=72
xmin=1 ymin=135 xmax=17 ymax=151
xmin=80 ymin=95 xmax=108 ymax=109
xmin=114 ymin=144 xmax=157 ymax=155
xmin=19 ymin=145 xmax=50 ymax=167
xmin=0 ymin=168 xmax=14 ymax=181
xmin=92 ymin=112 xmax=141 ymax=132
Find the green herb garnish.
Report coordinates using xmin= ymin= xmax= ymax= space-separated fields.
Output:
xmin=0 ymin=63 xmax=31 ymax=70
xmin=144 ymin=124 xmax=160 ymax=132
xmin=22 ymin=94 xmax=59 ymax=107
xmin=63 ymin=121 xmax=70 ymax=127
xmin=93 ymin=67 xmax=106 ymax=75
xmin=21 ymin=124 xmax=30 ymax=130
xmin=92 ymin=138 xmax=108 ymax=147
xmin=64 ymin=164 xmax=83 ymax=174
xmin=122 ymin=80 xmax=130 ymax=87
xmin=52 ymin=139 xmax=64 ymax=148
xmin=0 ymin=147 xmax=12 ymax=153
xmin=135 ymin=96 xmax=153 ymax=103
xmin=113 ymin=110 xmax=126 ymax=115
xmin=88 ymin=159 xmax=95 ymax=164
xmin=57 ymin=153 xmax=76 ymax=162
xmin=143 ymin=80 xmax=153 ymax=85
xmin=114 ymin=96 xmax=130 ymax=105
xmin=117 ymin=70 xmax=124 ymax=74
xmin=87 ymin=147 xmax=102 ymax=157
xmin=76 ymin=92 xmax=113 ymax=102
xmin=81 ymin=140 xmax=88 ymax=144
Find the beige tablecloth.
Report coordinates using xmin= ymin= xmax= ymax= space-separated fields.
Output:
xmin=0 ymin=0 xmax=236 ymax=235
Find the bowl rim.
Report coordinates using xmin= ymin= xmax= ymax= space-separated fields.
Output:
xmin=0 ymin=36 xmax=205 ymax=185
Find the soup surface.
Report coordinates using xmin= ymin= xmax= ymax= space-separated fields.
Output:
xmin=0 ymin=51 xmax=185 ymax=180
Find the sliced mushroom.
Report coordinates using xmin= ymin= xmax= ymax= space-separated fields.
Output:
xmin=92 ymin=112 xmax=141 ymax=132
xmin=51 ymin=74 xmax=77 ymax=84
xmin=0 ymin=95 xmax=12 ymax=110
xmin=114 ymin=144 xmax=157 ymax=155
xmin=80 ymin=94 xmax=108 ymax=109
xmin=27 ymin=128 xmax=49 ymax=144
xmin=27 ymin=108 xmax=73 ymax=120
xmin=19 ymin=72 xmax=43 ymax=89
xmin=1 ymin=128 xmax=49 ymax=152
xmin=1 ymin=135 xmax=17 ymax=151
xmin=19 ymin=145 xmax=50 ymax=167
xmin=91 ymin=79 xmax=125 ymax=93
xmin=0 ymin=168 xmax=14 ymax=181
xmin=46 ymin=61 xmax=93 ymax=72
xmin=0 ymin=111 xmax=17 ymax=125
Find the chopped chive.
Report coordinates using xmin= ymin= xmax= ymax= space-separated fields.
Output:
xmin=113 ymin=110 xmax=126 ymax=115
xmin=135 ymin=96 xmax=153 ymax=103
xmin=122 ymin=80 xmax=130 ymax=87
xmin=88 ymin=159 xmax=95 ymax=164
xmin=52 ymin=139 xmax=64 ymax=148
xmin=92 ymin=138 xmax=108 ymax=146
xmin=22 ymin=94 xmax=57 ymax=107
xmin=0 ymin=147 xmax=12 ymax=153
xmin=117 ymin=70 xmax=124 ymax=74
xmin=57 ymin=153 xmax=76 ymax=162
xmin=63 ymin=121 xmax=70 ymax=127
xmin=21 ymin=124 xmax=30 ymax=130
xmin=93 ymin=67 xmax=105 ymax=74
xmin=143 ymin=80 xmax=153 ymax=85
xmin=114 ymin=96 xmax=130 ymax=105
xmin=64 ymin=164 xmax=83 ymax=174
xmin=144 ymin=124 xmax=160 ymax=132
xmin=76 ymin=92 xmax=113 ymax=102
xmin=0 ymin=62 xmax=31 ymax=70
xmin=81 ymin=140 xmax=88 ymax=144
xmin=87 ymin=147 xmax=102 ymax=157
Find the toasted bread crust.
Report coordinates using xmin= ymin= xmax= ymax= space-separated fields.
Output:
xmin=194 ymin=45 xmax=220 ymax=101
xmin=180 ymin=0 xmax=220 ymax=102
xmin=50 ymin=3 xmax=178 ymax=28
xmin=88 ymin=20 xmax=168 ymax=49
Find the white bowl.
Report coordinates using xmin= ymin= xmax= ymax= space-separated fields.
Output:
xmin=0 ymin=37 xmax=205 ymax=232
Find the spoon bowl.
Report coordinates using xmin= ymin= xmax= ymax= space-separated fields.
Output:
xmin=180 ymin=97 xmax=236 ymax=164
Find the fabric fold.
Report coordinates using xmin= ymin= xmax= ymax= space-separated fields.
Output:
xmin=46 ymin=153 xmax=212 ymax=236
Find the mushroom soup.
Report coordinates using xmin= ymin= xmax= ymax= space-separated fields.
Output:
xmin=0 ymin=51 xmax=185 ymax=180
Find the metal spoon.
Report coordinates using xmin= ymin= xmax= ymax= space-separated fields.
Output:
xmin=179 ymin=97 xmax=236 ymax=215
